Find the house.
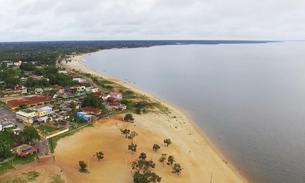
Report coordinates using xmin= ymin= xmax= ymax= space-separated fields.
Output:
xmin=76 ymin=112 xmax=93 ymax=122
xmin=35 ymin=106 xmax=53 ymax=117
xmin=13 ymin=61 xmax=21 ymax=66
xmin=7 ymin=95 xmax=54 ymax=110
xmin=35 ymin=116 xmax=49 ymax=123
xmin=15 ymin=111 xmax=35 ymax=125
xmin=34 ymin=88 xmax=44 ymax=94
xmin=11 ymin=144 xmax=37 ymax=157
xmin=54 ymin=84 xmax=65 ymax=94
xmin=0 ymin=84 xmax=27 ymax=97
xmin=85 ymin=87 xmax=99 ymax=93
xmin=81 ymin=107 xmax=102 ymax=116
xmin=73 ymin=78 xmax=87 ymax=83
xmin=76 ymin=85 xmax=86 ymax=92
xmin=58 ymin=70 xmax=68 ymax=74
xmin=14 ymin=84 xmax=27 ymax=94
xmin=29 ymin=75 xmax=45 ymax=80
xmin=109 ymin=92 xmax=122 ymax=100
xmin=93 ymin=92 xmax=109 ymax=100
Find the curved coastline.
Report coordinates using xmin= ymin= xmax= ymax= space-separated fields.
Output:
xmin=60 ymin=52 xmax=248 ymax=183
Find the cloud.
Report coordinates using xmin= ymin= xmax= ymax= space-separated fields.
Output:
xmin=1 ymin=0 xmax=305 ymax=41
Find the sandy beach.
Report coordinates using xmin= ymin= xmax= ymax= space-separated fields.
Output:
xmin=54 ymin=53 xmax=248 ymax=183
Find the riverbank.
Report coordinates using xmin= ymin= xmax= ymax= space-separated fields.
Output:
xmin=57 ymin=53 xmax=248 ymax=183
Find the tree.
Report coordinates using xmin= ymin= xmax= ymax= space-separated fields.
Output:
xmin=16 ymin=126 xmax=40 ymax=144
xmin=172 ymin=163 xmax=183 ymax=175
xmin=94 ymin=151 xmax=104 ymax=162
xmin=120 ymin=128 xmax=130 ymax=138
xmin=133 ymin=171 xmax=162 ymax=183
xmin=152 ymin=144 xmax=160 ymax=152
xmin=163 ymin=138 xmax=171 ymax=147
xmin=19 ymin=62 xmax=37 ymax=71
xmin=128 ymin=142 xmax=137 ymax=154
xmin=167 ymin=155 xmax=175 ymax=166
xmin=128 ymin=131 xmax=138 ymax=142
xmin=159 ymin=154 xmax=167 ymax=167
xmin=82 ymin=95 xmax=105 ymax=110
xmin=79 ymin=160 xmax=88 ymax=172
xmin=124 ymin=113 xmax=134 ymax=122
xmin=139 ymin=152 xmax=147 ymax=160
xmin=131 ymin=153 xmax=161 ymax=183
xmin=132 ymin=159 xmax=156 ymax=173
xmin=19 ymin=103 xmax=27 ymax=109
xmin=0 ymin=140 xmax=13 ymax=162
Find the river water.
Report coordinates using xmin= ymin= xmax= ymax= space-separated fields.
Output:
xmin=83 ymin=42 xmax=305 ymax=183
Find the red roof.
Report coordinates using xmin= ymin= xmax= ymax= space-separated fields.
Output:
xmin=7 ymin=95 xmax=53 ymax=108
xmin=81 ymin=107 xmax=102 ymax=114
xmin=53 ymin=84 xmax=63 ymax=89
xmin=106 ymin=97 xmax=117 ymax=103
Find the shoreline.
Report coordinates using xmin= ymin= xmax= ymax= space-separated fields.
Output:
xmin=60 ymin=53 xmax=248 ymax=183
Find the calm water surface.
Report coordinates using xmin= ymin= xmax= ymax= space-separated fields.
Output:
xmin=84 ymin=42 xmax=305 ymax=183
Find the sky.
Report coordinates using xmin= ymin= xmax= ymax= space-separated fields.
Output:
xmin=1 ymin=0 xmax=305 ymax=41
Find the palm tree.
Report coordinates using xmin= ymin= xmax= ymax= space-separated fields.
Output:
xmin=163 ymin=138 xmax=171 ymax=147
xmin=167 ymin=155 xmax=175 ymax=166
xmin=79 ymin=160 xmax=87 ymax=172
xmin=120 ymin=128 xmax=130 ymax=138
xmin=152 ymin=144 xmax=160 ymax=152
xmin=139 ymin=152 xmax=147 ymax=160
xmin=94 ymin=151 xmax=104 ymax=162
xmin=159 ymin=154 xmax=167 ymax=167
xmin=128 ymin=142 xmax=137 ymax=154
xmin=128 ymin=131 xmax=138 ymax=142
xmin=172 ymin=163 xmax=183 ymax=175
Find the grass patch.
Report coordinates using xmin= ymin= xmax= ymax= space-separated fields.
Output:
xmin=0 ymin=155 xmax=37 ymax=175
xmin=0 ymin=171 xmax=40 ymax=183
xmin=22 ymin=171 xmax=40 ymax=181
xmin=0 ymin=162 xmax=14 ymax=174
xmin=51 ymin=174 xmax=65 ymax=183
xmin=13 ymin=154 xmax=37 ymax=165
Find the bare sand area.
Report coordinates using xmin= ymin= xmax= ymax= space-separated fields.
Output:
xmin=54 ymin=53 xmax=248 ymax=183
xmin=0 ymin=161 xmax=67 ymax=183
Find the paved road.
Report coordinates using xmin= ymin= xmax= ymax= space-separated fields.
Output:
xmin=0 ymin=105 xmax=24 ymax=130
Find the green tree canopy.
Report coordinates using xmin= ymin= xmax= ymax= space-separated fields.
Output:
xmin=16 ymin=126 xmax=40 ymax=144
xmin=152 ymin=144 xmax=160 ymax=152
xmin=163 ymin=138 xmax=171 ymax=147
xmin=79 ymin=160 xmax=87 ymax=172
xmin=172 ymin=163 xmax=183 ymax=175
xmin=95 ymin=151 xmax=104 ymax=162
xmin=0 ymin=140 xmax=13 ymax=161
xmin=124 ymin=113 xmax=134 ymax=122
xmin=128 ymin=142 xmax=137 ymax=155
xmin=82 ymin=95 xmax=105 ymax=110
xmin=120 ymin=128 xmax=130 ymax=138
xmin=19 ymin=62 xmax=37 ymax=71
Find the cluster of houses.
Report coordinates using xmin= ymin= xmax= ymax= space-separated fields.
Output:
xmin=2 ymin=68 xmax=126 ymax=128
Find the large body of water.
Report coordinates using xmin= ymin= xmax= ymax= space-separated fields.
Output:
xmin=84 ymin=42 xmax=305 ymax=183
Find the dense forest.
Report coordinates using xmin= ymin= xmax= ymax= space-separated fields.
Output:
xmin=0 ymin=40 xmax=271 ymax=65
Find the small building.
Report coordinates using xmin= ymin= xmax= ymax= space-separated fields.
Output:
xmin=11 ymin=144 xmax=37 ymax=157
xmin=81 ymin=107 xmax=102 ymax=116
xmin=16 ymin=111 xmax=35 ymax=125
xmin=73 ymin=78 xmax=87 ymax=83
xmin=76 ymin=112 xmax=93 ymax=122
xmin=58 ymin=70 xmax=68 ymax=74
xmin=109 ymin=92 xmax=122 ymax=100
xmin=34 ymin=88 xmax=44 ymax=94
